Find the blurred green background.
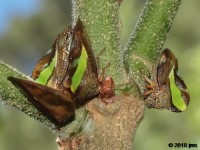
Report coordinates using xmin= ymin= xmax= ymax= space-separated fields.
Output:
xmin=0 ymin=0 xmax=199 ymax=150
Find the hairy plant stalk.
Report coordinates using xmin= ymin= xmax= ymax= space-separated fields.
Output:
xmin=123 ymin=0 xmax=182 ymax=92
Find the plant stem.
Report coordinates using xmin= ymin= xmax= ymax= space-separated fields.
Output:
xmin=123 ymin=0 xmax=182 ymax=91
xmin=72 ymin=0 xmax=127 ymax=84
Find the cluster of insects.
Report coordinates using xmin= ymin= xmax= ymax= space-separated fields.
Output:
xmin=8 ymin=19 xmax=115 ymax=129
xmin=8 ymin=19 xmax=190 ymax=129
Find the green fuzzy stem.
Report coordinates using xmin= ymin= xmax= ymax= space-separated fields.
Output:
xmin=72 ymin=0 xmax=127 ymax=84
xmin=123 ymin=0 xmax=182 ymax=91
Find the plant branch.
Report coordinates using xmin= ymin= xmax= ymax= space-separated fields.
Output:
xmin=123 ymin=0 xmax=182 ymax=91
xmin=72 ymin=0 xmax=127 ymax=84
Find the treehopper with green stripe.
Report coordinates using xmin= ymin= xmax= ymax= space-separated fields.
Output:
xmin=7 ymin=19 xmax=106 ymax=129
xmin=143 ymin=48 xmax=190 ymax=112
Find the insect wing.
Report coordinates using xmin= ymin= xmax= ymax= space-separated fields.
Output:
xmin=157 ymin=49 xmax=190 ymax=112
xmin=31 ymin=48 xmax=56 ymax=81
xmin=74 ymin=18 xmax=98 ymax=77
xmin=8 ymin=77 xmax=75 ymax=128
xmin=69 ymin=19 xmax=99 ymax=105
xmin=169 ymin=59 xmax=190 ymax=112
xmin=47 ymin=27 xmax=73 ymax=89
xmin=156 ymin=48 xmax=176 ymax=87
xmin=32 ymin=26 xmax=73 ymax=90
